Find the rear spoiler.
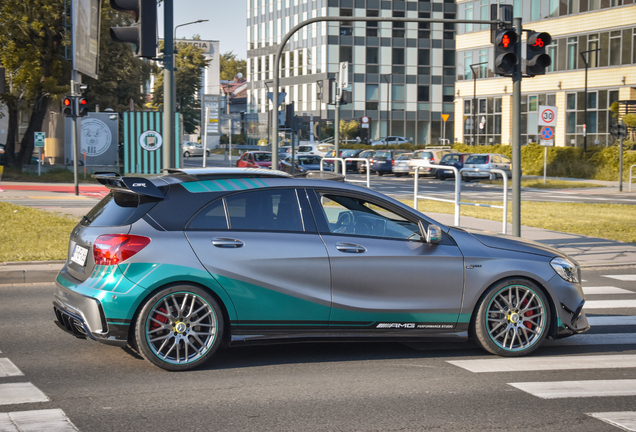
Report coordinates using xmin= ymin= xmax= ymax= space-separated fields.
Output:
xmin=92 ymin=172 xmax=165 ymax=199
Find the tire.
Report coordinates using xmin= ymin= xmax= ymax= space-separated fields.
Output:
xmin=395 ymin=173 xmax=403 ymax=177
xmin=134 ymin=285 xmax=224 ymax=371
xmin=472 ymin=278 xmax=550 ymax=357
xmin=183 ymin=151 xmax=190 ymax=158
xmin=377 ymin=171 xmax=383 ymax=176
xmin=205 ymin=151 xmax=210 ymax=157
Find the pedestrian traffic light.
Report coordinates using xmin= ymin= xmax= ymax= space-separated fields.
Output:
xmin=109 ymin=0 xmax=157 ymax=58
xmin=493 ymin=29 xmax=518 ymax=76
xmin=610 ymin=123 xmax=619 ymax=138
xmin=618 ymin=123 xmax=628 ymax=139
xmin=317 ymin=78 xmax=334 ymax=104
xmin=78 ymin=98 xmax=89 ymax=117
xmin=285 ymin=102 xmax=294 ymax=129
xmin=62 ymin=97 xmax=74 ymax=117
xmin=340 ymin=90 xmax=352 ymax=106
xmin=525 ymin=31 xmax=552 ymax=77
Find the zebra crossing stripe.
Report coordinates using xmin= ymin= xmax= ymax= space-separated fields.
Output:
xmin=0 ymin=382 xmax=49 ymax=405
xmin=543 ymin=333 xmax=636 ymax=346
xmin=603 ymin=274 xmax=636 ymax=281
xmin=0 ymin=409 xmax=78 ymax=432
xmin=584 ymin=300 xmax=636 ymax=309
xmin=0 ymin=358 xmax=23 ymax=377
xmin=509 ymin=379 xmax=636 ymax=399
xmin=448 ymin=354 xmax=636 ymax=373
xmin=587 ymin=316 xmax=636 ymax=326
xmin=583 ymin=286 xmax=634 ymax=295
xmin=589 ymin=412 xmax=636 ymax=431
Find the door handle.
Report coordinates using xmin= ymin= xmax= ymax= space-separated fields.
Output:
xmin=212 ymin=238 xmax=244 ymax=248
xmin=335 ymin=242 xmax=366 ymax=253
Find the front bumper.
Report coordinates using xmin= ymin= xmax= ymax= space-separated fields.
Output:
xmin=547 ymin=274 xmax=590 ymax=339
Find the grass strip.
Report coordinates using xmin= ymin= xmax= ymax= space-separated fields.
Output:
xmin=482 ymin=179 xmax=605 ymax=189
xmin=401 ymin=199 xmax=636 ymax=244
xmin=0 ymin=203 xmax=77 ymax=262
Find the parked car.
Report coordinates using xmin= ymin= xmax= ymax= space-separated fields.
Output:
xmin=371 ymin=149 xmax=410 ymax=176
xmin=435 ymin=153 xmax=472 ymax=180
xmin=53 ymin=167 xmax=589 ymax=370
xmin=236 ymin=151 xmax=272 ymax=169
xmin=462 ymin=153 xmax=513 ymax=182
xmin=296 ymin=142 xmax=335 ymax=157
xmin=279 ymin=155 xmax=331 ymax=174
xmin=357 ymin=150 xmax=377 ymax=174
xmin=392 ymin=153 xmax=413 ymax=177
xmin=182 ymin=142 xmax=210 ymax=158
xmin=408 ymin=147 xmax=457 ymax=176
xmin=371 ymin=136 xmax=410 ymax=146
xmin=340 ymin=149 xmax=365 ymax=173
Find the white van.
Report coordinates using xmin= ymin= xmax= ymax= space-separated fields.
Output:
xmin=295 ymin=142 xmax=335 ymax=157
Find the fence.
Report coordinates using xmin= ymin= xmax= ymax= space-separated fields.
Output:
xmin=321 ymin=157 xmax=370 ymax=188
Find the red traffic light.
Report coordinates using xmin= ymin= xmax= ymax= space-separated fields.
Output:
xmin=63 ymin=98 xmax=72 ymax=107
xmin=79 ymin=98 xmax=87 ymax=106
xmin=495 ymin=30 xmax=517 ymax=50
xmin=502 ymin=34 xmax=510 ymax=48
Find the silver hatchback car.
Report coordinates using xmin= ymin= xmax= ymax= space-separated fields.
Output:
xmin=182 ymin=142 xmax=210 ymax=158
xmin=53 ymin=168 xmax=588 ymax=371
xmin=462 ymin=153 xmax=513 ymax=181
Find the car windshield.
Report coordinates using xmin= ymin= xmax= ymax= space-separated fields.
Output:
xmin=253 ymin=153 xmax=271 ymax=162
xmin=297 ymin=156 xmax=322 ymax=165
xmin=412 ymin=151 xmax=433 ymax=160
xmin=466 ymin=155 xmax=489 ymax=164
xmin=359 ymin=151 xmax=374 ymax=158
xmin=442 ymin=154 xmax=461 ymax=163
xmin=396 ymin=154 xmax=412 ymax=160
xmin=341 ymin=150 xmax=358 ymax=157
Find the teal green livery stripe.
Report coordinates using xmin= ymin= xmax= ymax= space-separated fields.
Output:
xmin=182 ymin=179 xmax=269 ymax=193
xmin=243 ymin=178 xmax=262 ymax=188
xmin=181 ymin=182 xmax=210 ymax=193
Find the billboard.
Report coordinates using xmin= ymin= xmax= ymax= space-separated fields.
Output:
xmin=73 ymin=0 xmax=101 ymax=79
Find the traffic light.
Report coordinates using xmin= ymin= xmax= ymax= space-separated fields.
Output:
xmin=285 ymin=102 xmax=294 ymax=129
xmin=493 ymin=28 xmax=518 ymax=76
xmin=292 ymin=116 xmax=304 ymax=132
xmin=525 ymin=31 xmax=552 ymax=76
xmin=340 ymin=90 xmax=352 ymax=106
xmin=78 ymin=98 xmax=89 ymax=117
xmin=109 ymin=0 xmax=157 ymax=58
xmin=610 ymin=123 xmax=619 ymax=138
xmin=618 ymin=123 xmax=628 ymax=139
xmin=317 ymin=78 xmax=334 ymax=104
xmin=62 ymin=97 xmax=74 ymax=117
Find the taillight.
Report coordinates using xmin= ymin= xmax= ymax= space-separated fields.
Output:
xmin=93 ymin=234 xmax=151 ymax=266
xmin=485 ymin=156 xmax=490 ymax=164
xmin=392 ymin=160 xmax=395 ymax=166
xmin=430 ymin=158 xmax=435 ymax=163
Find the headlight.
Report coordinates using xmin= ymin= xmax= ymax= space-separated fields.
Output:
xmin=550 ymin=257 xmax=580 ymax=283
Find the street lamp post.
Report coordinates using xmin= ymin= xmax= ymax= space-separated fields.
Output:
xmin=580 ymin=48 xmax=600 ymax=152
xmin=470 ymin=62 xmax=488 ymax=146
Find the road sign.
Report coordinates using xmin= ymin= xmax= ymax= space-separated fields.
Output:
xmin=538 ymin=105 xmax=557 ymax=127
xmin=361 ymin=116 xmax=370 ymax=129
xmin=540 ymin=126 xmax=554 ymax=140
xmin=338 ymin=62 xmax=349 ymax=89
xmin=540 ymin=140 xmax=554 ymax=147
xmin=441 ymin=114 xmax=449 ymax=122
xmin=34 ymin=132 xmax=46 ymax=147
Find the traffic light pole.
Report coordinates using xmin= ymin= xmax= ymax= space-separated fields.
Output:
xmin=512 ymin=17 xmax=522 ymax=237
xmin=270 ymin=16 xmax=500 ymax=171
xmin=619 ymin=119 xmax=624 ymax=192
xmin=71 ymin=70 xmax=80 ymax=196
xmin=163 ymin=0 xmax=175 ymax=170
xmin=334 ymin=88 xmax=341 ymax=174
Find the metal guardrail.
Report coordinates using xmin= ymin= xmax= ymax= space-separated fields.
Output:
xmin=412 ymin=165 xmax=510 ymax=234
xmin=321 ymin=157 xmax=371 ymax=188
xmin=630 ymin=164 xmax=636 ymax=192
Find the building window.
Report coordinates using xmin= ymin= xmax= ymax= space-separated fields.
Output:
xmin=340 ymin=46 xmax=353 ymax=64
xmin=418 ymin=12 xmax=431 ymax=39
xmin=480 ymin=0 xmax=489 ymax=30
xmin=443 ymin=86 xmax=454 ymax=102
xmin=340 ymin=8 xmax=353 ymax=36
xmin=418 ymin=86 xmax=429 ymax=102
xmin=393 ymin=11 xmax=405 ymax=38
xmin=393 ymin=48 xmax=405 ymax=65
xmin=547 ymin=42 xmax=557 ymax=72
xmin=588 ymin=34 xmax=599 ymax=67
xmin=366 ymin=10 xmax=378 ymax=37
xmin=567 ymin=37 xmax=578 ymax=70
xmin=465 ymin=3 xmax=473 ymax=32
xmin=531 ymin=0 xmax=540 ymax=21
xmin=610 ymin=31 xmax=622 ymax=66
xmin=464 ymin=51 xmax=472 ymax=80
xmin=443 ymin=51 xmax=455 ymax=67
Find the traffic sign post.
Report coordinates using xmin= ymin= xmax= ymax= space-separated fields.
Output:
xmin=34 ymin=132 xmax=45 ymax=177
xmin=538 ymin=106 xmax=557 ymax=127
xmin=539 ymin=127 xmax=555 ymax=185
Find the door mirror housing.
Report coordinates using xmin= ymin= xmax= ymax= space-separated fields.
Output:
xmin=426 ymin=224 xmax=443 ymax=244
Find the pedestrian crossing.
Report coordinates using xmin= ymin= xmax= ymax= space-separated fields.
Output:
xmin=447 ymin=272 xmax=636 ymax=431
xmin=0 ymin=350 xmax=78 ymax=431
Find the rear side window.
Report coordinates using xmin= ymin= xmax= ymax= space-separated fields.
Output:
xmin=83 ymin=192 xmax=158 ymax=227
xmin=466 ymin=155 xmax=489 ymax=164
xmin=413 ymin=151 xmax=433 ymax=160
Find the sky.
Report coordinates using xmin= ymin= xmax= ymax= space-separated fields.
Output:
xmin=157 ymin=0 xmax=248 ymax=59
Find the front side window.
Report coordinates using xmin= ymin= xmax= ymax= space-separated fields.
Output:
xmin=314 ymin=192 xmax=423 ymax=240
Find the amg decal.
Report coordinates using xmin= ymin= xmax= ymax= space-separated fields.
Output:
xmin=376 ymin=323 xmax=416 ymax=329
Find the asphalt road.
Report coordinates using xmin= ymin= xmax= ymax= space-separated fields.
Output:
xmin=1 ymin=267 xmax=635 ymax=431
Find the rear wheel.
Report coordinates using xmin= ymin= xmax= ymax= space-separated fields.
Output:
xmin=377 ymin=171 xmax=383 ymax=176
xmin=134 ymin=285 xmax=224 ymax=371
xmin=183 ymin=151 xmax=190 ymax=158
xmin=473 ymin=279 xmax=549 ymax=357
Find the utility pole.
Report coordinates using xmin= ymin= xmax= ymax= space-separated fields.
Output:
xmin=470 ymin=62 xmax=487 ymax=146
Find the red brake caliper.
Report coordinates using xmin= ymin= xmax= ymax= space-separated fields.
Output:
xmin=151 ymin=307 xmax=169 ymax=330
xmin=521 ymin=299 xmax=532 ymax=329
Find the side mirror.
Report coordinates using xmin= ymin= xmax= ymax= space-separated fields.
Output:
xmin=426 ymin=224 xmax=443 ymax=244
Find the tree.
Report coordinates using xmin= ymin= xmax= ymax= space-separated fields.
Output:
xmin=150 ymin=42 xmax=209 ymax=134
xmin=220 ymin=51 xmax=246 ymax=81
xmin=340 ymin=119 xmax=360 ymax=141
xmin=0 ymin=0 xmax=68 ymax=168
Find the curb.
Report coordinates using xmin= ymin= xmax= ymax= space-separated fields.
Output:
xmin=0 ymin=261 xmax=64 ymax=284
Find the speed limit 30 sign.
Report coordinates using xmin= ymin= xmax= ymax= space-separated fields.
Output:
xmin=538 ymin=105 xmax=558 ymax=127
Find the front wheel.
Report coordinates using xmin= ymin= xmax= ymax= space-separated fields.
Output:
xmin=134 ymin=285 xmax=224 ymax=371
xmin=473 ymin=279 xmax=550 ymax=357
xmin=377 ymin=171 xmax=383 ymax=176
xmin=183 ymin=151 xmax=190 ymax=158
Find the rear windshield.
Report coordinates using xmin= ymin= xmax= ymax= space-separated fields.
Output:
xmin=298 ymin=156 xmax=322 ymax=165
xmin=359 ymin=150 xmax=374 ymax=158
xmin=396 ymin=154 xmax=412 ymax=160
xmin=441 ymin=154 xmax=461 ymax=163
xmin=82 ymin=191 xmax=159 ymax=227
xmin=341 ymin=150 xmax=358 ymax=157
xmin=466 ymin=155 xmax=489 ymax=164
xmin=412 ymin=151 xmax=433 ymax=160
xmin=253 ymin=153 xmax=271 ymax=162
xmin=375 ymin=151 xmax=391 ymax=158
xmin=297 ymin=146 xmax=313 ymax=153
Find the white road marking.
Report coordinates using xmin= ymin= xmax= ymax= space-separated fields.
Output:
xmin=584 ymin=300 xmax=636 ymax=309
xmin=509 ymin=380 xmax=636 ymax=399
xmin=583 ymin=286 xmax=635 ymax=295
xmin=589 ymin=412 xmax=636 ymax=431
xmin=448 ymin=354 xmax=636 ymax=373
xmin=603 ymin=274 xmax=636 ymax=281
xmin=543 ymin=333 xmax=636 ymax=346
xmin=0 ymin=383 xmax=49 ymax=405
xmin=587 ymin=316 xmax=636 ymax=326
xmin=0 ymin=358 xmax=23 ymax=377
xmin=0 ymin=409 xmax=79 ymax=432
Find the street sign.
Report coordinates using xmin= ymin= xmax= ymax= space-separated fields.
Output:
xmin=538 ymin=105 xmax=557 ymax=127
xmin=361 ymin=116 xmax=370 ymax=129
xmin=267 ymin=91 xmax=287 ymax=107
xmin=441 ymin=114 xmax=449 ymax=122
xmin=540 ymin=126 xmax=554 ymax=140
xmin=34 ymin=132 xmax=46 ymax=147
xmin=338 ymin=62 xmax=349 ymax=89
xmin=540 ymin=140 xmax=554 ymax=147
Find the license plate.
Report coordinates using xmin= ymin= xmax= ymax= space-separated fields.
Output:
xmin=71 ymin=244 xmax=89 ymax=266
